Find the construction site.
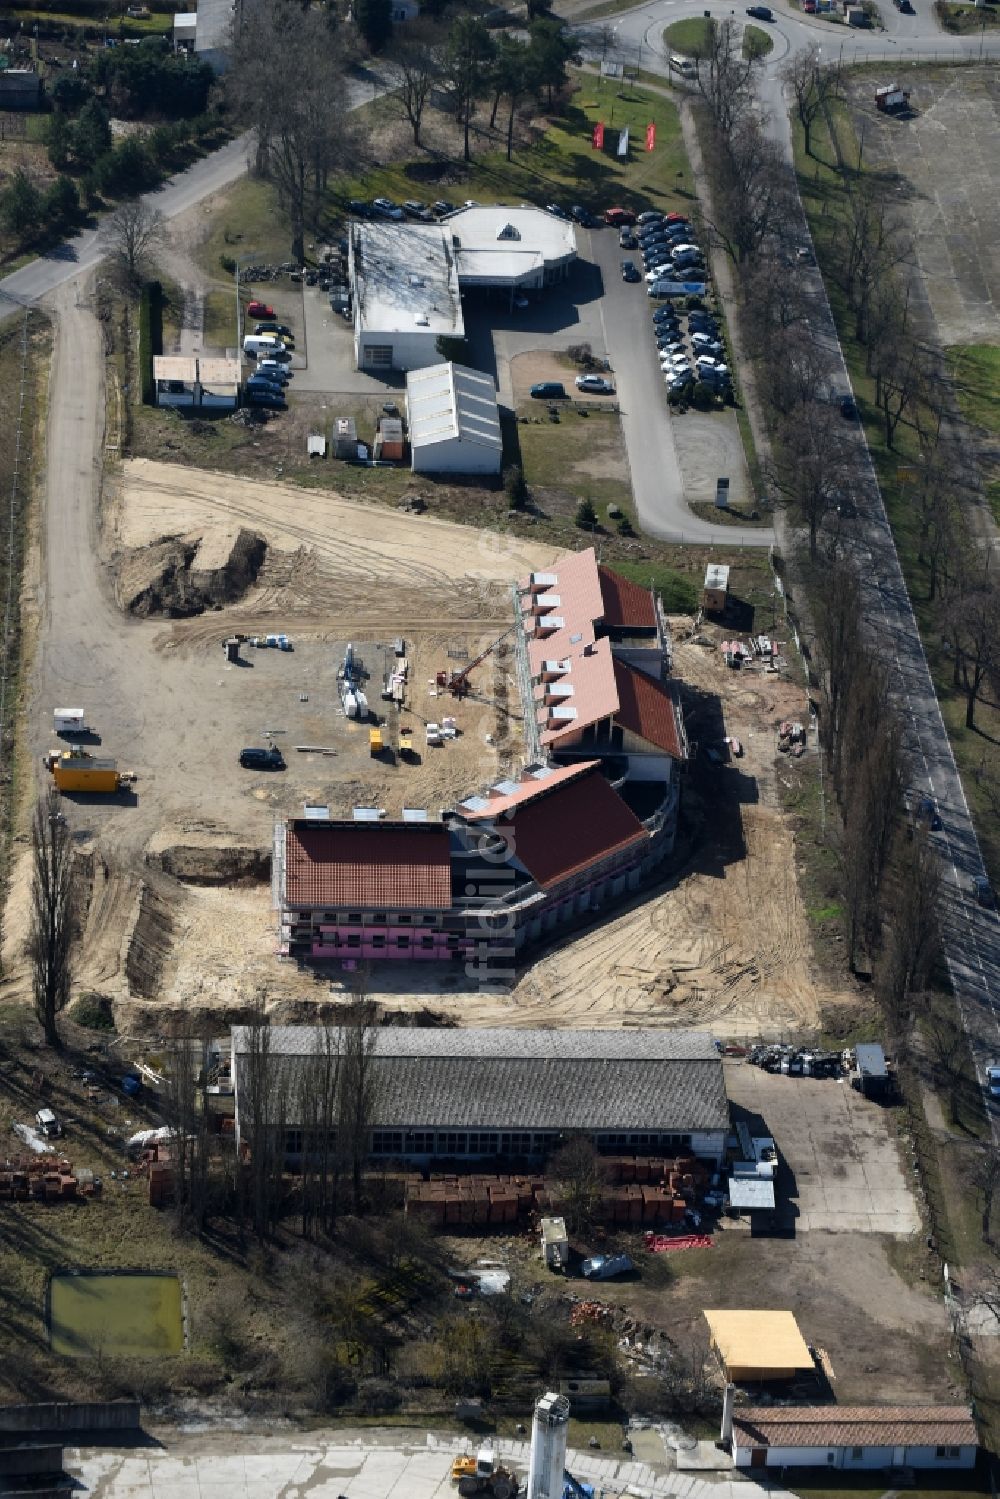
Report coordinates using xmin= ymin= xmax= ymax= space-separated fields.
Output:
xmin=0 ymin=455 xmax=860 ymax=1036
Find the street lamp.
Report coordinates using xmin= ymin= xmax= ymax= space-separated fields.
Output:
xmin=233 ymin=248 xmax=261 ymax=354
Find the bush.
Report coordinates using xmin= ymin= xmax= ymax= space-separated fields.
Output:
xmin=69 ymin=992 xmax=116 ymax=1030
xmin=574 ymin=496 xmax=597 ymax=530
xmin=138 ymin=280 xmax=163 ymax=405
xmin=616 ymin=514 xmax=635 ymax=537
xmin=219 ymin=253 xmax=236 ymax=275
xmin=356 ymin=1378 xmax=401 ymax=1415
xmin=690 ymin=380 xmax=714 ymax=410
xmin=607 ymin=503 xmax=623 ymax=520
xmin=568 ymin=341 xmax=593 ymax=367
xmin=504 ymin=463 xmax=529 ymax=511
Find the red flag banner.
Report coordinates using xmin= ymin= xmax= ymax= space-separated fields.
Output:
xmin=646 ymin=121 xmax=656 ymax=151
xmin=593 ymin=121 xmax=605 ymax=150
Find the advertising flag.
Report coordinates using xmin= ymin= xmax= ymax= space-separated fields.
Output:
xmin=617 ymin=124 xmax=629 ymax=159
xmin=646 ymin=121 xmax=656 ymax=151
xmin=593 ymin=121 xmax=605 ymax=150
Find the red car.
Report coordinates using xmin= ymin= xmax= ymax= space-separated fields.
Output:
xmin=666 ymin=212 xmax=689 ymax=224
xmin=604 ymin=206 xmax=635 ymax=227
xmin=246 ymin=300 xmax=275 ymax=319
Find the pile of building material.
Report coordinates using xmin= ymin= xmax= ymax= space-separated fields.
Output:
xmin=0 ymin=1154 xmax=89 ymax=1203
xmin=778 ymin=720 xmax=805 ymax=755
xmin=131 ymin=1139 xmax=176 ymax=1206
xmin=407 ymin=1154 xmax=713 ymax=1229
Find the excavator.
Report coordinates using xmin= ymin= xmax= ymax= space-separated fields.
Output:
xmin=437 ymin=625 xmax=517 ymax=699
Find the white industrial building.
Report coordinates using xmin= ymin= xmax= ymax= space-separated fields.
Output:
xmin=727 ymin=1403 xmax=977 ymax=1472
xmin=406 ymin=362 xmax=502 ymax=475
xmin=349 ymin=222 xmax=463 ymax=373
xmin=446 ymin=205 xmax=578 ymax=291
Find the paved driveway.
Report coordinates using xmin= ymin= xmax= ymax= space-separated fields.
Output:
xmin=726 ymin=1062 xmax=921 ymax=1235
xmin=587 ymin=225 xmax=772 ymax=546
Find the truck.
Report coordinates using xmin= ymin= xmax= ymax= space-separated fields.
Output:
xmin=35 ymin=1107 xmax=62 ymax=1139
xmin=541 ymin=1215 xmax=569 ymax=1272
xmin=875 ymin=83 xmax=910 ymax=113
xmin=53 ymin=708 xmax=89 ymax=735
xmin=45 ymin=747 xmax=131 ymax=794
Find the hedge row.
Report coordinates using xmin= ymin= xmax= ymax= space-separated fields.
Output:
xmin=138 ymin=279 xmax=162 ymax=405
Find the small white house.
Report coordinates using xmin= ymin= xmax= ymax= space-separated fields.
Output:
xmin=406 ymin=362 xmax=502 ymax=475
xmin=729 ymin=1403 xmax=977 ymax=1472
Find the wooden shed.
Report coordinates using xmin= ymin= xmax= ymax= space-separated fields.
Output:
xmin=702 ymin=563 xmax=730 ymax=616
xmin=705 ymin=1309 xmax=813 ymax=1382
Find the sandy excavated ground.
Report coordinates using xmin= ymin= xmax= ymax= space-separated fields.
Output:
xmin=11 ymin=456 xmax=856 ymax=1036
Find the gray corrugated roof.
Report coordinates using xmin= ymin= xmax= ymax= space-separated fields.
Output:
xmin=232 ymin=1026 xmax=728 ymax=1133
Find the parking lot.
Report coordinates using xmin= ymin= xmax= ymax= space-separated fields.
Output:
xmin=725 ymin=1061 xmax=922 ymax=1234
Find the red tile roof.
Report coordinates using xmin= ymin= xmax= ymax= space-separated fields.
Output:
xmin=284 ymin=825 xmax=452 ymax=909
xmin=462 ymin=761 xmax=598 ymax=820
xmin=491 ymin=767 xmax=647 ymax=889
xmin=612 ymin=659 xmax=686 ymax=758
xmin=733 ymin=1407 xmax=977 ymax=1451
xmin=598 ymin=565 xmax=657 ymax=630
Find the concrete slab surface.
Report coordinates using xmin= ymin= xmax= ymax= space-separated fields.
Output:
xmin=724 ymin=1062 xmax=920 ymax=1235
xmin=67 ymin=1429 xmax=801 ymax=1499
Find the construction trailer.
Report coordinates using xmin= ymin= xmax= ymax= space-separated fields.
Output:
xmin=53 ymin=708 xmax=89 ymax=735
xmin=540 ymin=1216 xmax=569 ymax=1271
xmin=45 ymin=748 xmax=129 ymax=794
xmin=702 ymin=563 xmax=730 ymax=615
xmin=853 ymin=1042 xmax=893 ymax=1099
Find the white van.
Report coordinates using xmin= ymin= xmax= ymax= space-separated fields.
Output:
xmin=243 ymin=333 xmax=283 ymax=358
xmin=669 ymin=54 xmax=696 ymax=77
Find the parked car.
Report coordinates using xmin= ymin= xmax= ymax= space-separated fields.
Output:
xmin=696 ymin=355 xmax=729 ymax=375
xmin=653 ymin=308 xmax=680 ymax=324
xmin=658 ymin=342 xmax=686 ymax=358
xmin=403 ymin=200 xmax=432 ymax=220
xmin=691 ymin=331 xmax=719 ymax=349
xmin=621 ymin=260 xmax=641 ymax=282
xmin=432 ymin=200 xmax=455 ymax=216
xmin=244 ymin=388 xmax=285 ymax=410
xmin=604 ymin=206 xmax=636 ymax=226
xmin=571 ymin=204 xmax=599 ymax=226
xmin=986 ymin=1065 xmax=1000 ymax=1098
xmin=746 ymin=4 xmax=774 ymax=17
xmin=619 ymin=227 xmax=637 ymax=248
xmin=667 ymin=373 xmax=693 ymax=393
xmin=372 ymin=197 xmax=405 ymax=220
xmin=247 ymin=375 xmax=284 ymax=394
xmin=257 ymin=344 xmax=291 ymax=364
xmin=546 ymin=202 xmax=571 ymax=220
xmin=347 ymin=198 xmax=371 ymax=218
xmin=254 ymin=321 xmax=293 ymax=338
xmin=257 ymin=359 xmax=290 ymax=381
xmin=246 ymin=300 xmax=274 ymax=319
xmin=662 ymin=351 xmax=691 ymax=368
xmin=239 ymin=746 xmax=285 ymax=770
xmin=576 ymin=374 xmax=614 ymax=393
xmin=973 ymin=875 xmax=995 ymax=908
xmin=666 ymin=211 xmax=689 ymax=224
xmin=647 ymin=281 xmax=676 ymax=298
xmin=35 ymin=1107 xmax=62 ymax=1139
xmin=899 ymin=0 xmax=914 ymax=11
xmin=530 ymin=381 xmax=567 ymax=400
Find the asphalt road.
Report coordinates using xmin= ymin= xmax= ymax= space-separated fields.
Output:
xmin=588 ymin=226 xmax=773 ymax=545
xmin=577 ymin=0 xmax=1000 ymax=1108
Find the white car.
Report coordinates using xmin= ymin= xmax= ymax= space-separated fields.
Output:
xmin=662 ymin=351 xmax=690 ymax=366
xmin=691 ymin=331 xmax=719 ymax=350
xmin=696 ymin=355 xmax=729 ymax=375
xmin=671 ymin=242 xmax=700 ymax=258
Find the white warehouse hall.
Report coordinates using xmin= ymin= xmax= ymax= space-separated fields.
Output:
xmin=405 ymin=362 xmax=503 ymax=475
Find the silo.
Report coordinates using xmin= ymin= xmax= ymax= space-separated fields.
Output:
xmin=527 ymin=1391 xmax=570 ymax=1499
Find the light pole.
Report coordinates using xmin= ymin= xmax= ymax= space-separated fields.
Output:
xmin=234 ymin=248 xmax=261 ymax=355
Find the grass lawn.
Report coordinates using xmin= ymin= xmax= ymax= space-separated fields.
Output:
xmin=662 ymin=16 xmax=714 ymax=53
xmin=945 ymin=343 xmax=1000 ymax=437
xmin=334 ymin=75 xmax=694 ymax=223
xmin=743 ymin=22 xmax=774 ymax=56
xmin=203 ymin=288 xmax=236 ymax=350
xmin=792 ymin=100 xmax=1000 ymax=893
xmin=8 ymin=6 xmax=173 ymax=30
xmin=935 ymin=0 xmax=1000 ymax=29
xmin=196 ymin=176 xmax=295 ymax=284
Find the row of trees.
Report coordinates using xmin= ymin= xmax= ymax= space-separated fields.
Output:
xmin=230 ymin=0 xmax=578 ymax=261
xmin=685 ymin=30 xmax=953 ymax=1027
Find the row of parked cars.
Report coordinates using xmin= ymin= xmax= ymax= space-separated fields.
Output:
xmin=652 ymin=302 xmax=731 ymax=396
xmin=618 ymin=209 xmax=708 ymax=293
xmin=242 ymin=299 xmax=294 ymax=410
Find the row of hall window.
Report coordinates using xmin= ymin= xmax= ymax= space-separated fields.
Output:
xmin=281 ymin=1130 xmax=696 ymax=1156
xmin=318 ymin=933 xmax=462 ymax=951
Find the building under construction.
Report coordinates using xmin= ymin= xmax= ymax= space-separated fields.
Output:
xmin=272 ymin=549 xmax=689 ymax=967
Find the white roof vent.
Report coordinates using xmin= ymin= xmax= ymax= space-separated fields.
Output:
xmin=497 ymin=222 xmax=522 ymax=241
xmin=414 ymin=314 xmax=430 ymax=326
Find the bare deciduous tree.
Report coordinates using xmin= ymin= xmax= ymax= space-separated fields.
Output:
xmin=338 ymin=998 xmax=379 ymax=1215
xmin=101 ymin=197 xmax=164 ymax=287
xmin=945 ymin=578 xmax=1000 ymax=731
xmin=781 ymin=44 xmax=843 ymax=158
xmin=548 ymin=1134 xmax=607 ymax=1235
xmin=776 ymin=405 xmax=850 ymax=559
xmin=231 ymin=2 xmax=351 ymax=262
xmin=692 ymin=18 xmax=760 ymax=138
xmin=389 ymin=38 xmax=441 ymax=148
xmin=28 ymin=788 xmax=76 ymax=1049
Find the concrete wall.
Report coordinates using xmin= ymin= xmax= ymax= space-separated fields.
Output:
xmin=0 ymin=1402 xmax=140 ymax=1434
xmin=0 ymin=1446 xmax=63 ymax=1477
xmin=733 ymin=1441 xmax=976 ymax=1471
xmin=411 ymin=437 xmax=501 ymax=475
xmin=357 ymin=328 xmax=440 ymax=373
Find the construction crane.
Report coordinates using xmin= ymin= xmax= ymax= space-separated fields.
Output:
xmin=437 ymin=625 xmax=517 ymax=699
